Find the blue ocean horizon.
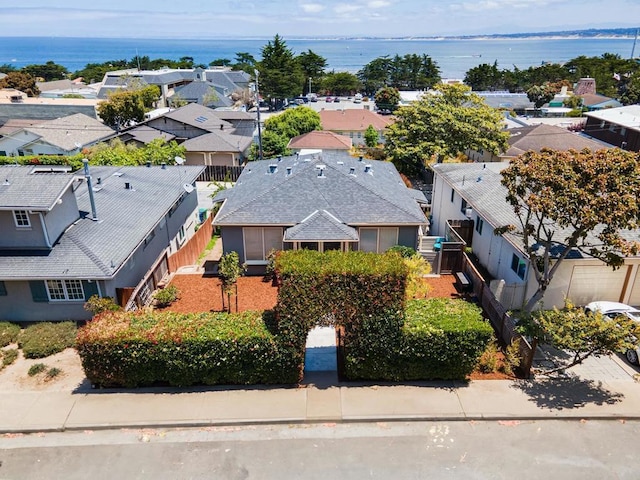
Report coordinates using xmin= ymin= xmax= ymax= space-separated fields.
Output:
xmin=0 ymin=36 xmax=637 ymax=80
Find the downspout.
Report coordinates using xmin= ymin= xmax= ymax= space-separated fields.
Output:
xmin=38 ymin=212 xmax=52 ymax=248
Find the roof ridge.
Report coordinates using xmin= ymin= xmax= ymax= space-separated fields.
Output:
xmin=67 ymin=230 xmax=113 ymax=276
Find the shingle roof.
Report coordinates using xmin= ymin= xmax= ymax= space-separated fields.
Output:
xmin=214 ymin=151 xmax=427 ymax=227
xmin=580 ymin=93 xmax=618 ymax=107
xmin=319 ymin=110 xmax=393 ymax=132
xmin=173 ymin=82 xmax=233 ymax=108
xmin=24 ymin=113 xmax=114 ymax=151
xmin=0 ymin=165 xmax=75 ymax=210
xmin=182 ymin=130 xmax=252 ymax=152
xmin=283 ymin=210 xmax=359 ymax=241
xmin=163 ymin=103 xmax=233 ymax=132
xmin=120 ymin=125 xmax=176 ymax=145
xmin=288 ymin=131 xmax=352 ymax=150
xmin=504 ymin=124 xmax=605 ymax=157
xmin=0 ymin=165 xmax=204 ymax=280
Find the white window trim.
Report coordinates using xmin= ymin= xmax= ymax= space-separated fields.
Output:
xmin=46 ymin=279 xmax=85 ymax=302
xmin=13 ymin=210 xmax=31 ymax=228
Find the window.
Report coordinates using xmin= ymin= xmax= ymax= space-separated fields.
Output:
xmin=144 ymin=229 xmax=155 ymax=248
xmin=621 ymin=127 xmax=627 ymax=136
xmin=510 ymin=254 xmax=527 ymax=280
xmin=244 ymin=227 xmax=283 ymax=262
xmin=475 ymin=216 xmax=484 ymax=235
xmin=450 ymin=188 xmax=455 ymax=203
xmin=460 ymin=199 xmax=468 ymax=214
xmin=0 ymin=281 xmax=6 ymax=296
xmin=177 ymin=226 xmax=186 ymax=246
xmin=359 ymin=227 xmax=398 ymax=253
xmin=46 ymin=279 xmax=84 ymax=301
xmin=13 ymin=210 xmax=30 ymax=228
xmin=0 ymin=151 xmax=5 ymax=156
xmin=609 ymin=124 xmax=617 ymax=133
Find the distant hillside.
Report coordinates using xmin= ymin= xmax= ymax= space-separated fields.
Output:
xmin=449 ymin=27 xmax=640 ymax=40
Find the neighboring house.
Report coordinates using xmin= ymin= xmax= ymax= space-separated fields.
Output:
xmin=584 ymin=105 xmax=640 ymax=151
xmin=477 ymin=92 xmax=534 ymax=115
xmin=319 ymin=109 xmax=392 ymax=145
xmin=0 ymin=88 xmax=27 ymax=102
xmin=287 ymin=131 xmax=352 ymax=152
xmin=0 ymin=163 xmax=204 ymax=322
xmin=0 ymin=95 xmax=99 ymax=123
xmin=97 ymin=67 xmax=251 ymax=108
xmin=431 ymin=162 xmax=640 ymax=310
xmin=579 ymin=93 xmax=622 ymax=111
xmin=212 ymin=151 xmax=428 ymax=275
xmin=468 ymin=123 xmax=610 ymax=163
xmin=0 ymin=113 xmax=113 ymax=157
xmin=118 ymin=103 xmax=254 ymax=166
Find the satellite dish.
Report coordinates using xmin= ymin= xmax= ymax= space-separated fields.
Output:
xmin=183 ymin=183 xmax=195 ymax=193
xmin=74 ymin=142 xmax=82 ymax=149
xmin=174 ymin=156 xmax=186 ymax=165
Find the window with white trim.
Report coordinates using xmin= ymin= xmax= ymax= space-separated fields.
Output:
xmin=475 ymin=216 xmax=484 ymax=235
xmin=359 ymin=227 xmax=399 ymax=253
xmin=13 ymin=210 xmax=30 ymax=228
xmin=244 ymin=227 xmax=283 ymax=261
xmin=510 ymin=254 xmax=527 ymax=280
xmin=46 ymin=279 xmax=84 ymax=301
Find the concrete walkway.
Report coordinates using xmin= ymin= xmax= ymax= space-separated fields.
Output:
xmin=1 ymin=370 xmax=639 ymax=434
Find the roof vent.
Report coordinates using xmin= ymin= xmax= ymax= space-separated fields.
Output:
xmin=146 ymin=161 xmax=151 ymax=167
xmin=364 ymin=164 xmax=372 ymax=174
xmin=286 ymin=166 xmax=292 ymax=176
xmin=349 ymin=167 xmax=356 ymax=176
xmin=359 ymin=156 xmax=364 ymax=162
xmin=268 ymin=164 xmax=278 ymax=174
xmin=161 ymin=163 xmax=166 ymax=169
xmin=476 ymin=176 xmax=482 ymax=182
xmin=317 ymin=167 xmax=326 ymax=178
xmin=277 ymin=155 xmax=282 ymax=162
xmin=2 ymin=178 xmax=10 ymax=186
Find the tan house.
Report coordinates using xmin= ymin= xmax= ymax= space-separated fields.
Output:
xmin=287 ymin=130 xmax=352 ymax=152
xmin=318 ymin=109 xmax=393 ymax=145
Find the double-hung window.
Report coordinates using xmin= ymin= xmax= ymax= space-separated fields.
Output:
xmin=13 ymin=210 xmax=30 ymax=228
xmin=359 ymin=227 xmax=398 ymax=253
xmin=244 ymin=227 xmax=283 ymax=262
xmin=46 ymin=279 xmax=85 ymax=301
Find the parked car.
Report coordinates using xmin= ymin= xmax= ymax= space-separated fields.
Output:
xmin=334 ymin=96 xmax=341 ymax=103
xmin=325 ymin=97 xmax=333 ymax=103
xmin=585 ymin=301 xmax=640 ymax=365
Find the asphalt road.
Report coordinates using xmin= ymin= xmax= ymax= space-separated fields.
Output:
xmin=1 ymin=420 xmax=639 ymax=479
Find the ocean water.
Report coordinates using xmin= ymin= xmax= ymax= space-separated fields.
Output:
xmin=0 ymin=36 xmax=637 ymax=79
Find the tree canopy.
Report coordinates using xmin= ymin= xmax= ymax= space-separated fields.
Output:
xmin=97 ymin=85 xmax=160 ymax=130
xmin=374 ymin=86 xmax=401 ymax=112
xmin=250 ymin=106 xmax=321 ymax=159
xmin=22 ymin=61 xmax=69 ymax=81
xmin=384 ymin=84 xmax=509 ymax=174
xmin=357 ymin=54 xmax=441 ymax=94
xmin=297 ymin=49 xmax=327 ymax=95
xmin=257 ymin=35 xmax=304 ymax=109
xmin=500 ymin=148 xmax=640 ymax=312
xmin=321 ymin=71 xmax=361 ymax=95
xmin=0 ymin=71 xmax=40 ymax=97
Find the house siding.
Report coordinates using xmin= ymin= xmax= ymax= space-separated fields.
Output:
xmin=42 ymin=188 xmax=79 ymax=244
xmin=584 ymin=116 xmax=640 ymax=151
xmin=398 ymin=226 xmax=419 ymax=250
xmin=0 ymin=210 xmax=47 ymax=249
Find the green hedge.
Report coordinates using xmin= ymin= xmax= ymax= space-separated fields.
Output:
xmin=0 ymin=154 xmax=84 ymax=170
xmin=344 ymin=299 xmax=493 ymax=381
xmin=76 ymin=310 xmax=299 ymax=387
xmin=18 ymin=322 xmax=77 ymax=359
xmin=0 ymin=322 xmax=21 ymax=347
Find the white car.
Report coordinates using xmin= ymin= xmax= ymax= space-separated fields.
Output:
xmin=585 ymin=301 xmax=640 ymax=365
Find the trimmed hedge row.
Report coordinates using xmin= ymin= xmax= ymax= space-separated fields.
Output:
xmin=344 ymin=299 xmax=492 ymax=381
xmin=76 ymin=310 xmax=299 ymax=387
xmin=0 ymin=154 xmax=84 ymax=170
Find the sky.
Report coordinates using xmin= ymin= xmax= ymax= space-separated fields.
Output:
xmin=1 ymin=0 xmax=639 ymax=38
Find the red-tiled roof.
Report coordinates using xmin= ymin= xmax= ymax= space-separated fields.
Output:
xmin=287 ymin=130 xmax=352 ymax=150
xmin=319 ymin=109 xmax=393 ymax=132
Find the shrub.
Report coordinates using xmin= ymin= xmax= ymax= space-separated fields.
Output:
xmin=477 ymin=340 xmax=500 ymax=373
xmin=0 ymin=322 xmax=20 ymax=347
xmin=18 ymin=322 xmax=77 ymax=359
xmin=388 ymin=245 xmax=416 ymax=258
xmin=45 ymin=367 xmax=62 ymax=379
xmin=84 ymin=295 xmax=121 ymax=315
xmin=28 ymin=363 xmax=47 ymax=376
xmin=76 ymin=310 xmax=299 ymax=387
xmin=1 ymin=348 xmax=18 ymax=368
xmin=153 ymin=285 xmax=179 ymax=308
xmin=503 ymin=338 xmax=522 ymax=376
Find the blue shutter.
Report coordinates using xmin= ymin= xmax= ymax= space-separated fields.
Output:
xmin=0 ymin=281 xmax=6 ymax=296
xmin=29 ymin=281 xmax=48 ymax=302
xmin=82 ymin=280 xmax=99 ymax=301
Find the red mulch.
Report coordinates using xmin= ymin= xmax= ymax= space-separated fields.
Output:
xmin=164 ymin=274 xmax=461 ymax=314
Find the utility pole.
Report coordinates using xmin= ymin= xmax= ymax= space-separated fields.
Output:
xmin=254 ymin=69 xmax=263 ymax=161
xmin=308 ymin=77 xmax=312 ymax=96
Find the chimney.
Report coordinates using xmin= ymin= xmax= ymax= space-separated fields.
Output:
xmin=82 ymin=159 xmax=98 ymax=221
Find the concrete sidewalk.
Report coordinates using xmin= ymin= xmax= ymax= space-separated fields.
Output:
xmin=1 ymin=372 xmax=640 ymax=434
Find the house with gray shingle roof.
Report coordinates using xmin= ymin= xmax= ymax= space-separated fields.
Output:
xmin=431 ymin=162 xmax=640 ymax=310
xmin=0 ymin=113 xmax=113 ymax=157
xmin=212 ymin=151 xmax=428 ymax=275
xmin=0 ymin=163 xmax=204 ymax=322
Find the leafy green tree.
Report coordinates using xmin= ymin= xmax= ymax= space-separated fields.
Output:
xmin=526 ymin=83 xmax=556 ymax=109
xmin=620 ymin=72 xmax=640 ymax=105
xmin=464 ymin=61 xmax=504 ymax=91
xmin=357 ymin=56 xmax=392 ymax=95
xmin=364 ymin=124 xmax=379 ymax=148
xmin=232 ymin=52 xmax=257 ymax=74
xmin=499 ymin=148 xmax=640 ymax=313
xmin=218 ymin=251 xmax=246 ymax=313
xmin=209 ymin=58 xmax=232 ymax=67
xmin=358 ymin=54 xmax=440 ymax=93
xmin=384 ymin=84 xmax=508 ymax=174
xmin=97 ymin=90 xmax=146 ymax=130
xmin=321 ymin=71 xmax=361 ymax=95
xmin=521 ymin=303 xmax=640 ymax=375
xmin=250 ymin=106 xmax=321 ymax=159
xmin=562 ymin=94 xmax=583 ymax=109
xmin=374 ymin=86 xmax=400 ymax=112
xmin=86 ymin=138 xmax=186 ymax=166
xmin=0 ymin=63 xmax=17 ymax=74
xmin=296 ymin=49 xmax=327 ymax=94
xmin=0 ymin=71 xmax=40 ymax=96
xmin=249 ymin=130 xmax=291 ymax=160
xmin=22 ymin=61 xmax=69 ymax=81
xmin=257 ymin=35 xmax=304 ymax=110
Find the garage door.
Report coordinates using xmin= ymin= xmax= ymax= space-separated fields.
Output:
xmin=627 ymin=268 xmax=640 ymax=306
xmin=566 ymin=265 xmax=628 ymax=306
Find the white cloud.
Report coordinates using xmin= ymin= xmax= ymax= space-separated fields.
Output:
xmin=367 ymin=0 xmax=391 ymax=7
xmin=300 ymin=3 xmax=324 ymax=13
xmin=453 ymin=0 xmax=555 ymax=11
xmin=334 ymin=4 xmax=360 ymax=14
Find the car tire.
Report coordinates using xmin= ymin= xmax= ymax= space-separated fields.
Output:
xmin=625 ymin=348 xmax=639 ymax=365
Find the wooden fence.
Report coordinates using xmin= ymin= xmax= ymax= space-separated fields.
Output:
xmin=168 ymin=216 xmax=213 ymax=272
xmin=196 ymin=165 xmax=243 ymax=183
xmin=461 ymin=253 xmax=534 ymax=376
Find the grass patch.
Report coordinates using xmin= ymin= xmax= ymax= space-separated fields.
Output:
xmin=18 ymin=322 xmax=77 ymax=359
xmin=1 ymin=348 xmax=19 ymax=368
xmin=196 ymin=235 xmax=218 ymax=264
xmin=28 ymin=363 xmax=47 ymax=376
xmin=45 ymin=367 xmax=62 ymax=380
xmin=0 ymin=322 xmax=20 ymax=347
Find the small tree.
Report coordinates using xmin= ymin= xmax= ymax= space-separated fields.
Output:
xmin=0 ymin=71 xmax=40 ymax=97
xmin=218 ymin=252 xmax=246 ymax=313
xmin=364 ymin=124 xmax=379 ymax=148
xmin=374 ymin=86 xmax=400 ymax=112
xmin=526 ymin=83 xmax=556 ymax=110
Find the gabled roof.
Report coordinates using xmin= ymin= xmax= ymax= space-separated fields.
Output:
xmin=504 ymin=123 xmax=605 ymax=157
xmin=0 ymin=165 xmax=204 ymax=280
xmin=284 ymin=210 xmax=359 ymax=241
xmin=182 ymin=130 xmax=252 ymax=153
xmin=120 ymin=125 xmax=176 ymax=145
xmin=22 ymin=113 xmax=113 ymax=151
xmin=214 ymin=151 xmax=426 ymax=227
xmin=173 ymin=82 xmax=233 ymax=108
xmin=162 ymin=103 xmax=233 ymax=132
xmin=319 ymin=109 xmax=393 ymax=132
xmin=580 ymin=93 xmax=620 ymax=108
xmin=0 ymin=165 xmax=75 ymax=210
xmin=288 ymin=130 xmax=352 ymax=150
